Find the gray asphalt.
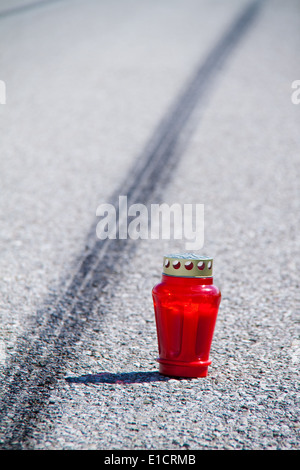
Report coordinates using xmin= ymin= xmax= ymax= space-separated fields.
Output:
xmin=0 ymin=0 xmax=299 ymax=450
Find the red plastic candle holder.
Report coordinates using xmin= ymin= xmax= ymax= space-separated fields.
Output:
xmin=152 ymin=254 xmax=221 ymax=378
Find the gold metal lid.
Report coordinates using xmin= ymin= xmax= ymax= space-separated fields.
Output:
xmin=162 ymin=253 xmax=213 ymax=277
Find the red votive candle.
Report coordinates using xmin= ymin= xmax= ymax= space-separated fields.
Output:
xmin=152 ymin=253 xmax=221 ymax=378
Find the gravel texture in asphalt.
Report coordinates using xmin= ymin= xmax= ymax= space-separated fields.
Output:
xmin=0 ymin=0 xmax=299 ymax=450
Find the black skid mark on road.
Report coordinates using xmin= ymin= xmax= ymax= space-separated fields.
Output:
xmin=0 ymin=0 xmax=65 ymax=19
xmin=0 ymin=0 xmax=264 ymax=449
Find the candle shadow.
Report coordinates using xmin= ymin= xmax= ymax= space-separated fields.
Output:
xmin=65 ymin=371 xmax=180 ymax=385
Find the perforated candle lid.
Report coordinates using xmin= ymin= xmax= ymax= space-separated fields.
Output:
xmin=162 ymin=253 xmax=213 ymax=277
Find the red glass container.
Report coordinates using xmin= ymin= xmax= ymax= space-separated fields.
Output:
xmin=152 ymin=254 xmax=221 ymax=378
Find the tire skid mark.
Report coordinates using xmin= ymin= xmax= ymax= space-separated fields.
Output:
xmin=0 ymin=0 xmax=64 ymax=19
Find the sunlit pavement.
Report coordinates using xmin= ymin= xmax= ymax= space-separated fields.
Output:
xmin=0 ymin=0 xmax=299 ymax=450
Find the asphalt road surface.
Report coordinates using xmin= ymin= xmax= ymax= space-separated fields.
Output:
xmin=0 ymin=0 xmax=299 ymax=451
